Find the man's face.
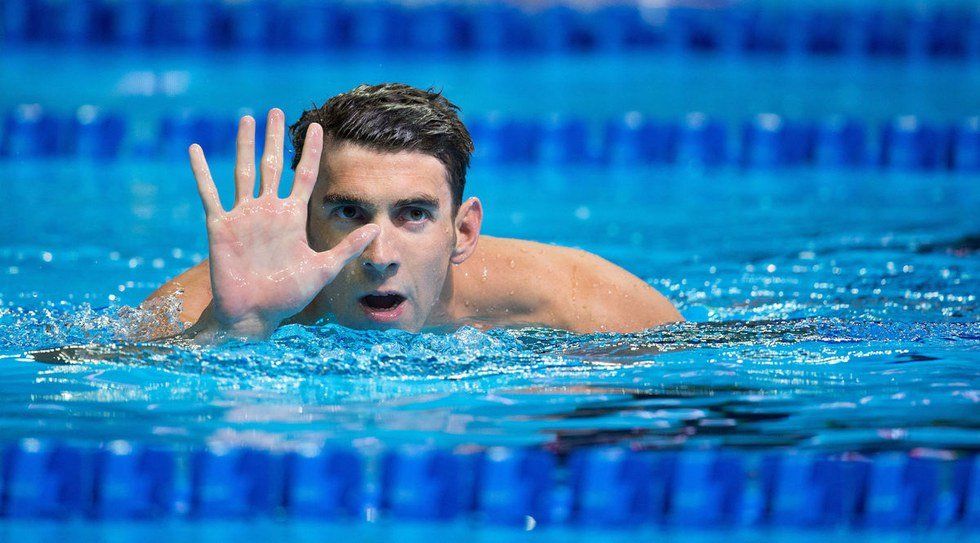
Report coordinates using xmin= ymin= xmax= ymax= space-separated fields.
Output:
xmin=306 ymin=140 xmax=457 ymax=331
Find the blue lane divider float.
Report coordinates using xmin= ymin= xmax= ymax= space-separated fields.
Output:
xmin=4 ymin=105 xmax=979 ymax=173
xmin=740 ymin=114 xmax=813 ymax=168
xmin=477 ymin=446 xmax=560 ymax=526
xmin=4 ymin=1 xmax=980 ymax=61
xmin=380 ymin=445 xmax=477 ymax=521
xmin=0 ymin=104 xmax=59 ymax=159
xmin=951 ymin=117 xmax=980 ymax=171
xmin=667 ymin=450 xmax=747 ymax=527
xmin=283 ymin=446 xmax=362 ymax=519
xmin=569 ymin=446 xmax=671 ymax=527
xmin=676 ymin=112 xmax=729 ymax=167
xmin=191 ymin=445 xmax=281 ymax=518
xmin=813 ymin=116 xmax=868 ymax=168
xmin=1 ymin=439 xmax=978 ymax=529
xmin=959 ymin=455 xmax=980 ymax=527
xmin=762 ymin=453 xmax=864 ymax=527
xmin=68 ymin=105 xmax=126 ymax=160
xmin=880 ymin=116 xmax=947 ymax=171
xmin=91 ymin=441 xmax=175 ymax=519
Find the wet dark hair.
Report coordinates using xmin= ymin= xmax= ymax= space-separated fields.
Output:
xmin=288 ymin=83 xmax=474 ymax=209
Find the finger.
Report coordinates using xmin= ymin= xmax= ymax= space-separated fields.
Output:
xmin=188 ymin=144 xmax=224 ymax=218
xmin=259 ymin=108 xmax=284 ymax=197
xmin=314 ymin=224 xmax=381 ymax=282
xmin=289 ymin=122 xmax=323 ymax=203
xmin=234 ymin=115 xmax=256 ymax=204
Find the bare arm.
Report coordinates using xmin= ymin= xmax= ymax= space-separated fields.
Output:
xmin=142 ymin=259 xmax=212 ymax=335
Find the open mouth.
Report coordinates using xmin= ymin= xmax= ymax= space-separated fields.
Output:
xmin=358 ymin=292 xmax=407 ymax=321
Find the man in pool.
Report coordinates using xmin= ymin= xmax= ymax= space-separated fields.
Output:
xmin=146 ymin=83 xmax=682 ymax=343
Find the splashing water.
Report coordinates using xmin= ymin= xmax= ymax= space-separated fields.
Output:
xmin=1 ymin=294 xmax=977 ymax=453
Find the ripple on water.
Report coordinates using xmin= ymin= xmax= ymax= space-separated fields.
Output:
xmin=0 ymin=299 xmax=976 ymax=452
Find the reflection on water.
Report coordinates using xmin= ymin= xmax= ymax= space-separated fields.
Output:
xmin=0 ymin=294 xmax=977 ymax=454
xmin=0 ymin=153 xmax=977 ymax=455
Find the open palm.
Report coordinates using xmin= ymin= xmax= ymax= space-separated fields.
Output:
xmin=188 ymin=109 xmax=378 ymax=338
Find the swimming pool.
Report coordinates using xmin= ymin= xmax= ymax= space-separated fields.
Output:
xmin=1 ymin=0 xmax=979 ymax=537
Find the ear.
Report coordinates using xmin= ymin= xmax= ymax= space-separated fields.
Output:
xmin=451 ymin=197 xmax=482 ymax=265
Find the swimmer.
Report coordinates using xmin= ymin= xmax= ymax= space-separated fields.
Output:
xmin=145 ymin=83 xmax=682 ymax=343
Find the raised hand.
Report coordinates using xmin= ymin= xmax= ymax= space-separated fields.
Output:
xmin=186 ymin=108 xmax=379 ymax=341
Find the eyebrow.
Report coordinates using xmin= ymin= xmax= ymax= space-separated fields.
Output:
xmin=322 ymin=192 xmax=440 ymax=209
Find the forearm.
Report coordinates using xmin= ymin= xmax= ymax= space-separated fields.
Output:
xmin=179 ymin=303 xmax=279 ymax=345
xmin=143 ymin=259 xmax=213 ymax=326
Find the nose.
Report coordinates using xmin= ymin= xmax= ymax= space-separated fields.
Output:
xmin=359 ymin=224 xmax=399 ymax=278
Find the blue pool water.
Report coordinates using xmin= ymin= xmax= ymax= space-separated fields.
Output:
xmin=1 ymin=48 xmax=977 ymax=454
xmin=1 ymin=7 xmax=979 ymax=533
xmin=2 ymin=158 xmax=978 ymax=453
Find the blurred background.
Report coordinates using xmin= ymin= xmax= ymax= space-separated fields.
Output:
xmin=3 ymin=0 xmax=980 ymax=164
xmin=1 ymin=0 xmax=978 ymax=312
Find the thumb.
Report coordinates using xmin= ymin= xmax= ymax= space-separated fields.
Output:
xmin=313 ymin=224 xmax=380 ymax=283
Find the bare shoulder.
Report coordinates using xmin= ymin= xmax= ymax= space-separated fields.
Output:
xmin=452 ymin=236 xmax=682 ymax=333
xmin=142 ymin=259 xmax=213 ymax=331
xmin=449 ymin=236 xmax=549 ymax=323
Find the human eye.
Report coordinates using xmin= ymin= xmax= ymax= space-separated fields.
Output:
xmin=332 ymin=205 xmax=363 ymax=221
xmin=399 ymin=206 xmax=432 ymax=223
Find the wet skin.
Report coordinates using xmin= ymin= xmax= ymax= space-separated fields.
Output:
xmin=146 ymin=109 xmax=682 ymax=343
